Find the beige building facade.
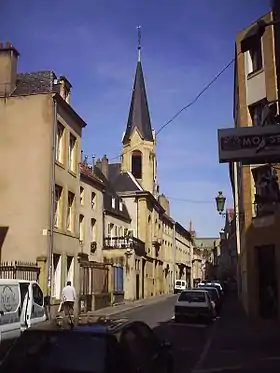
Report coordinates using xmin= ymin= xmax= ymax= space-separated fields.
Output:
xmin=234 ymin=12 xmax=280 ymax=320
xmin=79 ymin=159 xmax=105 ymax=262
xmin=0 ymin=43 xmax=86 ymax=302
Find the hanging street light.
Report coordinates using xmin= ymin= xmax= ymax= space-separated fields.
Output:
xmin=215 ymin=191 xmax=226 ymax=216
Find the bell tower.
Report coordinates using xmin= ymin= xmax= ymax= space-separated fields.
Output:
xmin=121 ymin=26 xmax=158 ymax=195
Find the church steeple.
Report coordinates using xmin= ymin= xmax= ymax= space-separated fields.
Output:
xmin=122 ymin=26 xmax=154 ymax=145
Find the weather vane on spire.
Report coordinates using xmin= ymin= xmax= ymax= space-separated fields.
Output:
xmin=137 ymin=25 xmax=141 ymax=62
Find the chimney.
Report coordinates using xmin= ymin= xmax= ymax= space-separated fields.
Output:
xmin=59 ymin=75 xmax=72 ymax=104
xmin=101 ymin=155 xmax=109 ymax=179
xmin=0 ymin=42 xmax=19 ymax=97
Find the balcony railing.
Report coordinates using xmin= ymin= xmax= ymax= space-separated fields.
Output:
xmin=104 ymin=236 xmax=145 ymax=254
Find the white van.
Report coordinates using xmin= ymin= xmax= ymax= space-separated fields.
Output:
xmin=174 ymin=279 xmax=187 ymax=294
xmin=0 ymin=279 xmax=46 ymax=344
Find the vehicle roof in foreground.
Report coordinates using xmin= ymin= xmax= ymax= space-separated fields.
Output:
xmin=28 ymin=315 xmax=132 ymax=334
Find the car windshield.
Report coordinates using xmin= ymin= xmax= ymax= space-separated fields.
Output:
xmin=178 ymin=291 xmax=206 ymax=303
xmin=1 ymin=330 xmax=107 ymax=373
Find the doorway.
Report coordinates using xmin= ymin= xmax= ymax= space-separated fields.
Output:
xmin=135 ymin=274 xmax=140 ymax=300
xmin=256 ymin=245 xmax=278 ymax=319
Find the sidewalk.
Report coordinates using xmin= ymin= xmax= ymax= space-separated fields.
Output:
xmin=92 ymin=293 xmax=175 ymax=316
xmin=195 ymin=294 xmax=280 ymax=372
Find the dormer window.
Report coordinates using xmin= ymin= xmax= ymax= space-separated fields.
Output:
xmin=119 ymin=200 xmax=123 ymax=211
xmin=112 ymin=197 xmax=116 ymax=209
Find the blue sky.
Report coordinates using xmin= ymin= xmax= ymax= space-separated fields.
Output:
xmin=1 ymin=0 xmax=270 ymax=236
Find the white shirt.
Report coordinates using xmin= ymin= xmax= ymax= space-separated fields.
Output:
xmin=61 ymin=285 xmax=76 ymax=302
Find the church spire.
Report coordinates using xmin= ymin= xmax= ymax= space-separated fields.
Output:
xmin=122 ymin=27 xmax=154 ymax=145
xmin=137 ymin=25 xmax=141 ymax=62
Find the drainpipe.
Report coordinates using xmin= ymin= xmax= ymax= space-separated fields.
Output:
xmin=47 ymin=97 xmax=57 ymax=298
xmin=233 ymin=161 xmax=241 ymax=298
xmin=172 ymin=222 xmax=176 ymax=289
xmin=135 ymin=198 xmax=138 ymax=238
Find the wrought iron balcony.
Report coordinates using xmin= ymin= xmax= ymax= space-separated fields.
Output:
xmin=104 ymin=236 xmax=145 ymax=255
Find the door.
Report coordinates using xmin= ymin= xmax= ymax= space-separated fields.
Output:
xmin=29 ymin=282 xmax=46 ymax=326
xmin=136 ymin=274 xmax=140 ymax=300
xmin=256 ymin=245 xmax=278 ymax=319
xmin=0 ymin=284 xmax=21 ymax=342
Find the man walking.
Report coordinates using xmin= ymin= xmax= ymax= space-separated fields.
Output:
xmin=61 ymin=281 xmax=76 ymax=316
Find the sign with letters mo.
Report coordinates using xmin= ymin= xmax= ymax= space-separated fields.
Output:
xmin=218 ymin=125 xmax=280 ymax=164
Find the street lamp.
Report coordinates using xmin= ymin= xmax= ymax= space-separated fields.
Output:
xmin=241 ymin=18 xmax=280 ymax=53
xmin=215 ymin=191 xmax=226 ymax=216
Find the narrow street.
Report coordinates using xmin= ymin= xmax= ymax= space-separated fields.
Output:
xmin=113 ymin=295 xmax=212 ymax=373
xmin=111 ymin=294 xmax=280 ymax=373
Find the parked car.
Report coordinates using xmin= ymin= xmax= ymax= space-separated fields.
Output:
xmin=0 ymin=315 xmax=174 ymax=373
xmin=174 ymin=279 xmax=187 ymax=294
xmin=200 ymin=282 xmax=224 ymax=297
xmin=196 ymin=286 xmax=222 ymax=314
xmin=174 ymin=289 xmax=215 ymax=324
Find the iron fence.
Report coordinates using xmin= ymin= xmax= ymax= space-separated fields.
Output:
xmin=0 ymin=261 xmax=40 ymax=281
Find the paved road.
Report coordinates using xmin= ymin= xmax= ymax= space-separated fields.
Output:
xmin=114 ymin=294 xmax=212 ymax=373
xmin=114 ymin=294 xmax=280 ymax=373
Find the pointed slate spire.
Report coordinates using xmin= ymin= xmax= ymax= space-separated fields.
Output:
xmin=122 ymin=27 xmax=154 ymax=145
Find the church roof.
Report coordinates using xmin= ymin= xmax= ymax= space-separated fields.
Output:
xmin=122 ymin=61 xmax=154 ymax=145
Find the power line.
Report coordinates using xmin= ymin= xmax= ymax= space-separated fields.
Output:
xmin=167 ymin=197 xmax=214 ymax=204
xmin=109 ymin=53 xmax=236 ymax=162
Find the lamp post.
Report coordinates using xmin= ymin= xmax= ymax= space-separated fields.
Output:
xmin=215 ymin=191 xmax=226 ymax=217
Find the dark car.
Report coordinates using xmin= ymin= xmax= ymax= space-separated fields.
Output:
xmin=197 ymin=286 xmax=222 ymax=314
xmin=0 ymin=315 xmax=173 ymax=373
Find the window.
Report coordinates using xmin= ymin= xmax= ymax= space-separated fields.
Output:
xmin=54 ymin=185 xmax=62 ymax=228
xmin=113 ymin=266 xmax=124 ymax=293
xmin=112 ymin=197 xmax=116 ymax=209
xmin=79 ymin=214 xmax=84 ymax=242
xmin=119 ymin=226 xmax=123 ymax=237
xmin=67 ymin=191 xmax=75 ymax=232
xmin=249 ymin=100 xmax=267 ymax=126
xmin=119 ymin=200 xmax=123 ymax=211
xmin=91 ymin=218 xmax=96 ymax=241
xmin=56 ymin=122 xmax=64 ymax=163
xmin=80 ymin=187 xmax=84 ymax=205
xmin=178 ymin=291 xmax=206 ymax=303
xmin=66 ymin=256 xmax=74 ymax=284
xmin=32 ymin=283 xmax=43 ymax=306
xmin=131 ymin=150 xmax=142 ymax=179
xmin=114 ymin=226 xmax=118 ymax=237
xmin=91 ymin=191 xmax=96 ymax=209
xmin=68 ymin=133 xmax=77 ymax=172
xmin=247 ymin=39 xmax=263 ymax=75
xmin=52 ymin=254 xmax=61 ymax=299
xmin=107 ymin=223 xmax=112 ymax=236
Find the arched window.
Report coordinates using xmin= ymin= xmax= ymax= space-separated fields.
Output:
xmin=131 ymin=150 xmax=142 ymax=179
